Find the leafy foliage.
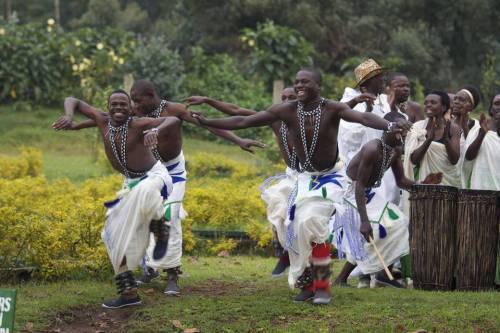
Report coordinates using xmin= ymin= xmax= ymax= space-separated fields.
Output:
xmin=122 ymin=36 xmax=185 ymax=101
xmin=241 ymin=21 xmax=314 ymax=83
xmin=0 ymin=149 xmax=273 ymax=279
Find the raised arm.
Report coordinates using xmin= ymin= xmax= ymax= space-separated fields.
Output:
xmin=338 ymin=102 xmax=412 ymax=132
xmin=53 ymin=97 xmax=105 ymax=130
xmin=465 ymin=114 xmax=489 ymax=161
xmin=69 ymin=119 xmax=97 ymax=130
xmin=168 ymin=101 xmax=265 ymax=153
xmin=192 ymin=108 xmax=279 ymax=130
xmin=185 ymin=96 xmax=257 ymax=116
xmin=345 ymin=93 xmax=376 ymax=110
xmin=440 ymin=121 xmax=461 ymax=165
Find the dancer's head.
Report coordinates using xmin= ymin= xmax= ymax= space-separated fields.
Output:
xmin=452 ymin=86 xmax=480 ymax=117
xmin=281 ymin=87 xmax=297 ymax=103
xmin=130 ymin=79 xmax=160 ymax=115
xmin=108 ymin=89 xmax=131 ymax=124
xmin=294 ymin=68 xmax=322 ymax=102
xmin=387 ymin=72 xmax=410 ymax=104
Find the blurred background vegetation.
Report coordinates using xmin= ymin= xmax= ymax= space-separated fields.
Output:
xmin=1 ymin=0 xmax=499 ymax=108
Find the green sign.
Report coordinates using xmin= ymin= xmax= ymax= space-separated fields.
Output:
xmin=0 ymin=289 xmax=16 ymax=333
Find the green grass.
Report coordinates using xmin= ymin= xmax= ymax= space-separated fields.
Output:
xmin=0 ymin=105 xmax=273 ymax=182
xmin=3 ymin=257 xmax=499 ymax=333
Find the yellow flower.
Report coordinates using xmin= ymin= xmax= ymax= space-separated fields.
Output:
xmin=96 ymin=42 xmax=104 ymax=50
xmin=112 ymin=55 xmax=118 ymax=62
xmin=47 ymin=18 xmax=55 ymax=26
xmin=69 ymin=55 xmax=75 ymax=64
xmin=47 ymin=26 xmax=53 ymax=33
xmin=83 ymin=58 xmax=91 ymax=65
xmin=240 ymin=36 xmax=248 ymax=42
xmin=74 ymin=40 xmax=81 ymax=47
xmin=248 ymin=39 xmax=255 ymax=47
xmin=78 ymin=63 xmax=85 ymax=71
xmin=10 ymin=89 xmax=16 ymax=99
xmin=0 ymin=28 xmax=5 ymax=35
xmin=118 ymin=58 xmax=124 ymax=65
xmin=72 ymin=64 xmax=78 ymax=71
xmin=108 ymin=50 xmax=115 ymax=56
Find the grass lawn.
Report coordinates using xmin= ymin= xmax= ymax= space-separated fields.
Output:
xmin=3 ymin=256 xmax=499 ymax=333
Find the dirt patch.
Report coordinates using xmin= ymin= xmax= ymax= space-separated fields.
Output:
xmin=36 ymin=304 xmax=144 ymax=333
xmin=183 ymin=279 xmax=257 ymax=296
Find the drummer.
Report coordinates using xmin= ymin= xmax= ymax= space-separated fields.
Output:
xmin=332 ymin=126 xmax=442 ymax=288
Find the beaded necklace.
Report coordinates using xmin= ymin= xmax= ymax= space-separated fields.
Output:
xmin=279 ymin=121 xmax=298 ymax=170
xmin=108 ymin=117 xmax=147 ymax=178
xmin=147 ymin=99 xmax=168 ymax=162
xmin=297 ymin=98 xmax=325 ymax=172
xmin=373 ymin=138 xmax=394 ymax=188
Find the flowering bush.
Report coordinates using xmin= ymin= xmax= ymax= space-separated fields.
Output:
xmin=0 ymin=22 xmax=132 ymax=104
xmin=0 ymin=150 xmax=274 ymax=280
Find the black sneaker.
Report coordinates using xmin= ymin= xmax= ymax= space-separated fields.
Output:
xmin=102 ymin=295 xmax=142 ymax=309
xmin=312 ymin=288 xmax=331 ymax=305
xmin=374 ymin=272 xmax=404 ymax=288
xmin=293 ymin=289 xmax=315 ymax=303
xmin=271 ymin=253 xmax=290 ymax=277
xmin=164 ymin=278 xmax=181 ymax=296
xmin=136 ymin=267 xmax=159 ymax=285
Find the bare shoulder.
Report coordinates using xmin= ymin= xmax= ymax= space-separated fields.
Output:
xmin=268 ymin=101 xmax=294 ymax=116
xmin=325 ymin=99 xmax=348 ymax=113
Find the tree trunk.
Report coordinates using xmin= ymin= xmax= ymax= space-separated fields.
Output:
xmin=54 ymin=0 xmax=60 ymax=24
xmin=4 ymin=0 xmax=12 ymax=20
xmin=272 ymin=79 xmax=284 ymax=104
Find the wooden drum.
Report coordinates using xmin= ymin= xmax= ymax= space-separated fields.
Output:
xmin=456 ymin=189 xmax=499 ymax=291
xmin=409 ymin=185 xmax=458 ymax=290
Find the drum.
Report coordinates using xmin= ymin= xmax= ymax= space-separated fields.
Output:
xmin=409 ymin=184 xmax=458 ymax=290
xmin=456 ymin=189 xmax=499 ymax=291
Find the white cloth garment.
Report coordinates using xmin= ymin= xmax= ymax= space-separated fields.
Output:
xmin=260 ymin=167 xmax=299 ymax=247
xmin=332 ymin=178 xmax=409 ymax=274
xmin=145 ymin=152 xmax=187 ymax=270
xmin=458 ymin=120 xmax=479 ymax=188
xmin=102 ymin=161 xmax=173 ymax=274
xmin=286 ymin=161 xmax=346 ymax=288
xmin=402 ymin=119 xmax=461 ymax=213
xmin=338 ymin=88 xmax=388 ymax=163
xmin=338 ymin=89 xmax=402 ymax=205
xmin=403 ymin=119 xmax=461 ymax=186
xmin=461 ymin=126 xmax=500 ymax=190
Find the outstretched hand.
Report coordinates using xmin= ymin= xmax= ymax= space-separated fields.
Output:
xmin=238 ymin=138 xmax=266 ymax=154
xmin=421 ymin=172 xmax=443 ymax=185
xmin=184 ymin=96 xmax=207 ymax=106
xmin=479 ymin=113 xmax=491 ymax=134
xmin=143 ymin=129 xmax=159 ymax=149
xmin=354 ymin=93 xmax=376 ymax=106
xmin=190 ymin=111 xmax=207 ymax=124
xmin=394 ymin=118 xmax=412 ymax=132
xmin=52 ymin=115 xmax=73 ymax=130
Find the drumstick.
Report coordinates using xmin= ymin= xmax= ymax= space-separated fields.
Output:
xmin=368 ymin=236 xmax=394 ymax=281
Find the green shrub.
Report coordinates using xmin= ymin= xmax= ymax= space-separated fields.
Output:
xmin=122 ymin=36 xmax=185 ymax=101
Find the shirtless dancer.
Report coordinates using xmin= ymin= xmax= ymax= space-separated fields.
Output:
xmin=192 ymin=68 xmax=411 ymax=304
xmin=55 ymin=80 xmax=264 ymax=296
xmin=53 ymin=90 xmax=178 ymax=308
xmin=185 ymin=88 xmax=298 ymax=277
xmin=333 ymin=128 xmax=440 ymax=288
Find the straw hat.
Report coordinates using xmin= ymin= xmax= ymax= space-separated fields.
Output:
xmin=354 ymin=59 xmax=385 ymax=87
